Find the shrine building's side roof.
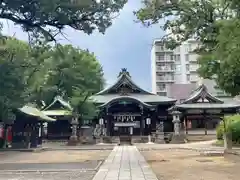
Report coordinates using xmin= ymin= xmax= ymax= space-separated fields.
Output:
xmin=175 ymin=103 xmax=240 ymax=110
xmin=91 ymin=68 xmax=176 ymax=104
xmin=18 ymin=105 xmax=56 ymax=122
xmin=42 ymin=96 xmax=72 ymax=111
xmin=169 ymin=83 xmax=240 ymax=111
xmin=182 ymin=84 xmax=223 ymax=104
xmin=42 ymin=96 xmax=72 ymax=116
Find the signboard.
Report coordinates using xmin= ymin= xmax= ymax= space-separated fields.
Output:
xmin=114 ymin=122 xmax=137 ymax=127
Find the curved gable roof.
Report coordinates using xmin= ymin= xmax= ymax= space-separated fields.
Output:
xmin=96 ymin=68 xmax=151 ymax=95
xmin=183 ymin=84 xmax=224 ymax=104
xmin=43 ymin=96 xmax=72 ymax=111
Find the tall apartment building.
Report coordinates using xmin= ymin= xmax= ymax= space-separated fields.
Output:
xmin=151 ymin=39 xmax=200 ymax=96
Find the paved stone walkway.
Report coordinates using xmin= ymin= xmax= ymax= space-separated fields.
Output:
xmin=92 ymin=146 xmax=158 ymax=180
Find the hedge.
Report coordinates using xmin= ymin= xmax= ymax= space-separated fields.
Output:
xmin=216 ymin=114 xmax=240 ymax=143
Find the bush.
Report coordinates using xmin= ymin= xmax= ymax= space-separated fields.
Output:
xmin=216 ymin=115 xmax=240 ymax=143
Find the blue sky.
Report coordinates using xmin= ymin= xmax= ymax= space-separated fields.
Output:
xmin=1 ymin=1 xmax=165 ymax=91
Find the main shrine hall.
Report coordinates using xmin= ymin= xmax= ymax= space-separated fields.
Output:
xmin=91 ymin=68 xmax=177 ymax=137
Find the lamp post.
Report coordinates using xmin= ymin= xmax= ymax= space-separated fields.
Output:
xmin=146 ymin=117 xmax=153 ymax=144
xmin=99 ymin=118 xmax=104 ymax=144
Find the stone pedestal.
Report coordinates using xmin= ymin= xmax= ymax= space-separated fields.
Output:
xmin=68 ymin=118 xmax=79 ymax=146
xmin=223 ymin=132 xmax=232 ymax=151
xmin=155 ymin=132 xmax=164 ymax=143
xmin=146 ymin=135 xmax=154 ymax=144
xmin=96 ymin=136 xmax=104 ymax=145
xmin=68 ymin=135 xmax=78 ymax=146
xmin=170 ymin=134 xmax=185 ymax=144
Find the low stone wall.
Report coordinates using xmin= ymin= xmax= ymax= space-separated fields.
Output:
xmin=185 ymin=134 xmax=216 ymax=142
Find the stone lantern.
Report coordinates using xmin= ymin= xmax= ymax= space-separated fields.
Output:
xmin=172 ymin=111 xmax=181 ymax=135
xmin=68 ymin=117 xmax=79 ymax=145
xmin=170 ymin=110 xmax=185 ymax=144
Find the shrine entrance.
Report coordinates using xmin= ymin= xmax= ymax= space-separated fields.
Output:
xmin=115 ymin=123 xmax=135 ymax=145
xmin=118 ymin=126 xmax=132 ymax=145
xmin=119 ymin=127 xmax=129 ymax=135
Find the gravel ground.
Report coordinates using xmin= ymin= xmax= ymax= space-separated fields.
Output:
xmin=0 ymin=150 xmax=111 ymax=164
xmin=0 ymin=150 xmax=111 ymax=180
xmin=0 ymin=171 xmax=96 ymax=180
xmin=141 ymin=149 xmax=240 ymax=180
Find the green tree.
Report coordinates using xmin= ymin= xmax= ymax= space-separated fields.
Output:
xmin=32 ymin=44 xmax=104 ymax=122
xmin=0 ymin=37 xmax=30 ymax=123
xmin=197 ymin=19 xmax=240 ymax=96
xmin=136 ymin=0 xmax=232 ymax=50
xmin=135 ymin=0 xmax=240 ymax=96
xmin=0 ymin=0 xmax=127 ymax=41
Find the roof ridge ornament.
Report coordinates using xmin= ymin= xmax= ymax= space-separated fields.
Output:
xmin=118 ymin=68 xmax=131 ymax=78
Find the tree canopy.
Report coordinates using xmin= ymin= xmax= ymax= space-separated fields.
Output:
xmin=0 ymin=37 xmax=104 ymax=123
xmin=1 ymin=0 xmax=127 ymax=41
xmin=37 ymin=44 xmax=105 ymax=119
xmin=0 ymin=37 xmax=30 ymax=122
xmin=135 ymin=0 xmax=240 ymax=96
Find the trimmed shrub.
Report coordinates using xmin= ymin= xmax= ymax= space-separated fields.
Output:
xmin=216 ymin=115 xmax=240 ymax=143
xmin=231 ymin=120 xmax=240 ymax=143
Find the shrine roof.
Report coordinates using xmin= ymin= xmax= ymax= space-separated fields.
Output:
xmin=18 ymin=105 xmax=56 ymax=122
xmin=182 ymin=84 xmax=223 ymax=104
xmin=168 ymin=83 xmax=240 ymax=111
xmin=96 ymin=68 xmax=153 ymax=95
xmin=92 ymin=68 xmax=176 ymax=104
xmin=174 ymin=103 xmax=240 ymax=110
xmin=91 ymin=93 xmax=176 ymax=104
xmin=42 ymin=110 xmax=72 ymax=116
xmin=43 ymin=96 xmax=72 ymax=111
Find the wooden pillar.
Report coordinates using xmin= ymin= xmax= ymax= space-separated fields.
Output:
xmin=105 ymin=107 xmax=111 ymax=136
xmin=140 ymin=106 xmax=144 ymax=135
xmin=30 ymin=123 xmax=38 ymax=148
xmin=203 ymin=110 xmax=207 ymax=135
xmin=151 ymin=108 xmax=157 ymax=133
xmin=184 ymin=116 xmax=188 ymax=135
xmin=106 ymin=114 xmax=111 ymax=136
xmin=38 ymin=122 xmax=43 ymax=145
xmin=140 ymin=115 xmax=143 ymax=135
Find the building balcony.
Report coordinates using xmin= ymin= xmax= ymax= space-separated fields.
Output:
xmin=189 ymin=69 xmax=198 ymax=72
xmin=189 ymin=54 xmax=199 ymax=62
xmin=155 ymin=46 xmax=173 ymax=53
xmin=156 ymin=68 xmax=175 ymax=72
xmin=156 ymin=88 xmax=167 ymax=92
xmin=156 ymin=59 xmax=175 ymax=63
xmin=157 ymin=78 xmax=175 ymax=83
xmin=190 ymin=78 xmax=198 ymax=83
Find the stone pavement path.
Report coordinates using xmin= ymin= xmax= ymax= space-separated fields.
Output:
xmin=92 ymin=146 xmax=158 ymax=180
